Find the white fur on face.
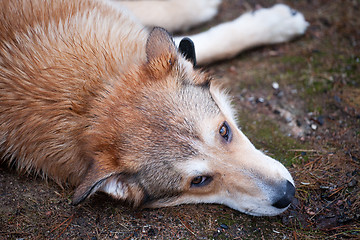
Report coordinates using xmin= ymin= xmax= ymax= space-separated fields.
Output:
xmin=165 ymin=82 xmax=295 ymax=216
xmin=180 ymin=158 xmax=210 ymax=176
xmin=209 ymin=86 xmax=237 ymax=125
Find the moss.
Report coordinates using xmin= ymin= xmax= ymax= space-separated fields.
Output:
xmin=237 ymin=110 xmax=308 ymax=167
xmin=217 ymin=213 xmax=237 ymax=227
xmin=278 ymin=55 xmax=307 ymax=65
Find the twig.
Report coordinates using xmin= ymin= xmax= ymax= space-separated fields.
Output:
xmin=304 ymin=156 xmax=322 ymax=167
xmin=289 ymin=149 xmax=318 ymax=152
xmin=309 ymin=199 xmax=337 ymax=221
xmin=56 ymin=214 xmax=74 ymax=239
xmin=177 ymin=214 xmax=197 ymax=238
xmin=324 ymin=224 xmax=357 ymax=232
xmin=122 ymin=233 xmax=134 ymax=240
xmin=50 ymin=213 xmax=75 ymax=233
xmin=328 ymin=186 xmax=346 ymax=198
xmin=292 ymin=230 xmax=298 ymax=240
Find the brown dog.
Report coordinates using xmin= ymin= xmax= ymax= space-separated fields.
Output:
xmin=0 ymin=0 xmax=296 ymax=216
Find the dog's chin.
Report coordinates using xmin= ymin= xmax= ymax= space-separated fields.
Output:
xmin=240 ymin=205 xmax=290 ymax=217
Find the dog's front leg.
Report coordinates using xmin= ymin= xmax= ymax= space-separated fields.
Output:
xmin=175 ymin=4 xmax=309 ymax=65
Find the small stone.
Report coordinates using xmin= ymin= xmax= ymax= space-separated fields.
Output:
xmin=285 ymin=116 xmax=293 ymax=123
xmin=334 ymin=95 xmax=341 ymax=103
xmin=256 ymin=97 xmax=264 ymax=103
xmin=272 ymin=82 xmax=279 ymax=90
xmin=229 ymin=66 xmax=237 ymax=73
xmin=273 ymin=109 xmax=281 ymax=115
xmin=276 ymin=90 xmax=284 ymax=98
xmin=282 ymin=111 xmax=293 ymax=123
xmin=220 ymin=223 xmax=229 ymax=229
xmin=291 ymin=89 xmax=298 ymax=94
xmin=296 ymin=119 xmax=302 ymax=127
xmin=348 ymin=179 xmax=357 ymax=187
xmin=311 ymin=124 xmax=317 ymax=130
xmin=317 ymin=116 xmax=325 ymax=126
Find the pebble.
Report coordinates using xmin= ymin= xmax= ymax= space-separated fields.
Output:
xmin=272 ymin=82 xmax=279 ymax=90
xmin=317 ymin=116 xmax=325 ymax=126
xmin=275 ymin=90 xmax=284 ymax=98
xmin=220 ymin=223 xmax=229 ymax=229
xmin=311 ymin=124 xmax=317 ymax=130
xmin=348 ymin=179 xmax=357 ymax=187
xmin=296 ymin=119 xmax=302 ymax=127
xmin=229 ymin=66 xmax=237 ymax=74
xmin=285 ymin=115 xmax=293 ymax=123
xmin=334 ymin=95 xmax=341 ymax=103
xmin=256 ymin=97 xmax=264 ymax=103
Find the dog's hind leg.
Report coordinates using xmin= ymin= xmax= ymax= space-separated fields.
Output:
xmin=174 ymin=4 xmax=309 ymax=65
xmin=109 ymin=0 xmax=221 ymax=32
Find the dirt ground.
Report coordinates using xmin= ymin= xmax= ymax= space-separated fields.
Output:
xmin=1 ymin=0 xmax=359 ymax=239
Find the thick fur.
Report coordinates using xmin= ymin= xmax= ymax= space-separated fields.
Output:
xmin=0 ymin=0 xmax=304 ymax=216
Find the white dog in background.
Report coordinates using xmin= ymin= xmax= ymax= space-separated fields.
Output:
xmin=113 ymin=0 xmax=308 ymax=64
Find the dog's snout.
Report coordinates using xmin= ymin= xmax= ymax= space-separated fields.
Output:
xmin=271 ymin=180 xmax=295 ymax=209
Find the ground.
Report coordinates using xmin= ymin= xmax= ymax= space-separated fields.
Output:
xmin=1 ymin=0 xmax=359 ymax=239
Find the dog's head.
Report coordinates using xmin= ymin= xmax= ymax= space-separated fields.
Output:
xmin=72 ymin=28 xmax=295 ymax=216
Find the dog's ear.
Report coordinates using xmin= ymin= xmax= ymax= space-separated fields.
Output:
xmin=72 ymin=159 xmax=145 ymax=206
xmin=72 ymin=161 xmax=115 ymax=205
xmin=146 ymin=27 xmax=177 ymax=76
xmin=179 ymin=37 xmax=196 ymax=67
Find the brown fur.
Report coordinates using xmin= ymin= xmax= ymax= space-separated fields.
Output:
xmin=0 ymin=0 xmax=145 ymax=184
xmin=0 ymin=0 xmax=213 ymax=204
xmin=1 ymin=0 xmax=295 ymax=215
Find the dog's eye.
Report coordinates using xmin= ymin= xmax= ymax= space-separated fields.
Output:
xmin=191 ymin=176 xmax=212 ymax=187
xmin=219 ymin=121 xmax=232 ymax=142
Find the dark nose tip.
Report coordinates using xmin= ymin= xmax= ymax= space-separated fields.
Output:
xmin=272 ymin=180 xmax=295 ymax=209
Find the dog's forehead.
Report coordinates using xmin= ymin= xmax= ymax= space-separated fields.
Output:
xmin=126 ymin=82 xmax=221 ymax=159
xmin=177 ymin=83 xmax=220 ymax=116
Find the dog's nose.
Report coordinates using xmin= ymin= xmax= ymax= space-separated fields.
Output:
xmin=272 ymin=180 xmax=295 ymax=209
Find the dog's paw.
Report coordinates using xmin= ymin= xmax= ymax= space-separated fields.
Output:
xmin=195 ymin=0 xmax=222 ymax=22
xmin=181 ymin=0 xmax=222 ymax=29
xmin=248 ymin=4 xmax=309 ymax=43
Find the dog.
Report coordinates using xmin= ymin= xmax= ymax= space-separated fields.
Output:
xmin=0 ymin=0 xmax=308 ymax=216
